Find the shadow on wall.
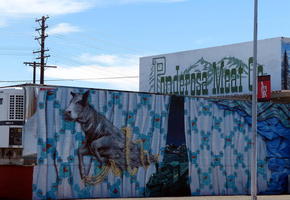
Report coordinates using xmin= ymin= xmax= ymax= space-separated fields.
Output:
xmin=145 ymin=96 xmax=191 ymax=197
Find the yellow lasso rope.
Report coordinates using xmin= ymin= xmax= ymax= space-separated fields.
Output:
xmin=84 ymin=127 xmax=158 ymax=185
xmin=84 ymin=160 xmax=121 ymax=185
xmin=84 ymin=164 xmax=110 ymax=185
xmin=122 ymin=127 xmax=138 ymax=176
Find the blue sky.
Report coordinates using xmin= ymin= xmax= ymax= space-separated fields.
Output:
xmin=0 ymin=0 xmax=290 ymax=91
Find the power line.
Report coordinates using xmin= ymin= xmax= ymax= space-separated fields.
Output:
xmin=51 ymin=35 xmax=114 ymax=53
xmin=0 ymin=75 xmax=139 ymax=83
xmin=0 ymin=53 xmax=32 ymax=56
xmin=52 ymin=28 xmax=145 ymax=54
xmin=48 ymin=37 xmax=140 ymax=78
xmin=50 ymin=33 xmax=144 ymax=55
xmin=78 ymin=33 xmax=143 ymax=54
xmin=0 ymin=49 xmax=32 ymax=51
xmin=46 ymin=46 xmax=135 ymax=78
xmin=0 ymin=30 xmax=33 ymax=36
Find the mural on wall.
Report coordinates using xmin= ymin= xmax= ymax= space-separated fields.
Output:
xmin=26 ymin=86 xmax=290 ymax=199
xmin=63 ymin=91 xmax=158 ymax=183
xmin=282 ymin=41 xmax=290 ymax=90
xmin=185 ymin=98 xmax=265 ymax=195
xmin=31 ymin=88 xmax=170 ymax=199
xmin=184 ymin=98 xmax=290 ymax=195
xmin=211 ymin=100 xmax=290 ymax=194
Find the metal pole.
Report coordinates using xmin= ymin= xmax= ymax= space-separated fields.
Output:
xmin=251 ymin=0 xmax=258 ymax=200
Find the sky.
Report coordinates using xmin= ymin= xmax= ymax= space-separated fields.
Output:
xmin=0 ymin=0 xmax=290 ymax=91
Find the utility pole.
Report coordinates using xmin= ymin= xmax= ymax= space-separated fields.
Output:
xmin=23 ymin=62 xmax=37 ymax=84
xmin=34 ymin=16 xmax=56 ymax=84
xmin=24 ymin=16 xmax=57 ymax=84
xmin=35 ymin=16 xmax=49 ymax=84
xmin=23 ymin=61 xmax=57 ymax=84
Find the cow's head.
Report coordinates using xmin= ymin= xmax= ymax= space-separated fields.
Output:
xmin=64 ymin=90 xmax=90 ymax=122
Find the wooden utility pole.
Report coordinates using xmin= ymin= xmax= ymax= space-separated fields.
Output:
xmin=23 ymin=62 xmax=37 ymax=84
xmin=35 ymin=16 xmax=49 ymax=84
xmin=23 ymin=62 xmax=56 ymax=84
xmin=24 ymin=16 xmax=57 ymax=84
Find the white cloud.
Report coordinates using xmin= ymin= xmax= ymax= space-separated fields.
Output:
xmin=117 ymin=0 xmax=186 ymax=3
xmin=0 ymin=19 xmax=7 ymax=27
xmin=78 ymin=53 xmax=138 ymax=66
xmin=78 ymin=54 xmax=120 ymax=65
xmin=0 ymin=0 xmax=185 ymax=17
xmin=0 ymin=0 xmax=185 ymax=26
xmin=0 ymin=0 xmax=95 ymax=27
xmin=45 ymin=54 xmax=140 ymax=91
xmin=93 ymin=0 xmax=187 ymax=6
xmin=48 ymin=23 xmax=81 ymax=35
xmin=0 ymin=0 xmax=94 ymax=16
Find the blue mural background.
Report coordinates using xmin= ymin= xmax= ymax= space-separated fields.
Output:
xmin=184 ymin=98 xmax=269 ymax=195
xmin=209 ymin=99 xmax=290 ymax=194
xmin=24 ymin=86 xmax=290 ymax=199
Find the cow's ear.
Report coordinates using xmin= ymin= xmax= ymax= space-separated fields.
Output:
xmin=70 ymin=92 xmax=76 ymax=97
xmin=82 ymin=90 xmax=90 ymax=105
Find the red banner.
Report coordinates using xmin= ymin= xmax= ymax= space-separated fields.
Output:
xmin=257 ymin=75 xmax=271 ymax=101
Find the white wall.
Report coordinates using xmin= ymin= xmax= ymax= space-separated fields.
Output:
xmin=140 ymin=37 xmax=283 ymax=96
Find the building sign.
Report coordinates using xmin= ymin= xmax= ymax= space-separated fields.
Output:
xmin=258 ymin=75 xmax=271 ymax=101
xmin=139 ymin=37 xmax=290 ymax=96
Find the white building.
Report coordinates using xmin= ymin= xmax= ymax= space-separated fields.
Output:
xmin=139 ymin=37 xmax=290 ymax=96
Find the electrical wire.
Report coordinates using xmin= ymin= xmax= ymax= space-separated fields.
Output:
xmin=50 ymin=35 xmax=117 ymax=54
xmin=46 ymin=41 xmax=139 ymax=78
xmin=44 ymin=53 xmax=133 ymax=78
xmin=50 ymin=32 xmax=145 ymax=56
xmin=0 ymin=48 xmax=33 ymax=51
xmin=0 ymin=53 xmax=32 ymax=56
xmin=65 ymin=32 xmax=143 ymax=54
xmin=0 ymin=75 xmax=139 ymax=83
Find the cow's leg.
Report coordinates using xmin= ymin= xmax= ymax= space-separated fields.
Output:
xmin=85 ymin=157 xmax=92 ymax=176
xmin=90 ymin=137 xmax=110 ymax=167
xmin=78 ymin=143 xmax=90 ymax=179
